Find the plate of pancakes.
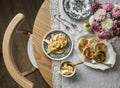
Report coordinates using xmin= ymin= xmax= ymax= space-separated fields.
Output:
xmin=76 ymin=34 xmax=116 ymax=70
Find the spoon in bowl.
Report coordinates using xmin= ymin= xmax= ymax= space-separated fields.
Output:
xmin=60 ymin=61 xmax=83 ymax=77
xmin=73 ymin=61 xmax=84 ymax=66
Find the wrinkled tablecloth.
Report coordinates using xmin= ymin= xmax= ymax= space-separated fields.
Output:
xmin=50 ymin=0 xmax=120 ymax=88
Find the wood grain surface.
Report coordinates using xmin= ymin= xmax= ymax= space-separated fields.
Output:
xmin=32 ymin=0 xmax=53 ymax=87
xmin=0 ymin=0 xmax=50 ymax=88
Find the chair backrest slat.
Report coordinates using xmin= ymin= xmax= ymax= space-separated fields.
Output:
xmin=2 ymin=13 xmax=34 ymax=88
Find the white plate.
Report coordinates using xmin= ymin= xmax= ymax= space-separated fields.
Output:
xmin=76 ymin=34 xmax=116 ymax=70
xmin=42 ymin=30 xmax=73 ymax=60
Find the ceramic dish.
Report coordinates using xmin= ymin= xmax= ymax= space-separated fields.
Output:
xmin=76 ymin=34 xmax=116 ymax=70
xmin=42 ymin=30 xmax=73 ymax=60
xmin=59 ymin=61 xmax=76 ymax=77
xmin=63 ymin=0 xmax=94 ymax=20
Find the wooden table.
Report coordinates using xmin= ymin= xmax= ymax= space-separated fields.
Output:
xmin=32 ymin=0 xmax=53 ymax=87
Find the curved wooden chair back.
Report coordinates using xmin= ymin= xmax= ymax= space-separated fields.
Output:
xmin=2 ymin=13 xmax=34 ymax=88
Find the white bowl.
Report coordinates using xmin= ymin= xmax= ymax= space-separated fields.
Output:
xmin=59 ymin=61 xmax=76 ymax=77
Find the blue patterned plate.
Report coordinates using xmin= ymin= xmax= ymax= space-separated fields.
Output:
xmin=63 ymin=0 xmax=94 ymax=20
xmin=42 ymin=30 xmax=73 ymax=60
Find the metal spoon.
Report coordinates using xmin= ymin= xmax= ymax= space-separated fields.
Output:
xmin=58 ymin=15 xmax=77 ymax=28
xmin=54 ymin=15 xmax=74 ymax=34
xmin=91 ymin=60 xmax=112 ymax=67
xmin=73 ymin=61 xmax=84 ymax=66
xmin=57 ymin=15 xmax=83 ymax=32
xmin=62 ymin=61 xmax=83 ymax=67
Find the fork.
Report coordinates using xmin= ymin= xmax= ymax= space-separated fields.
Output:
xmin=58 ymin=15 xmax=77 ymax=28
xmin=54 ymin=15 xmax=74 ymax=35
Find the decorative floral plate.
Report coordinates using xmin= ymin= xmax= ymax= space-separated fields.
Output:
xmin=76 ymin=34 xmax=116 ymax=70
xmin=42 ymin=30 xmax=73 ymax=60
xmin=63 ymin=0 xmax=94 ymax=20
xmin=84 ymin=2 xmax=120 ymax=39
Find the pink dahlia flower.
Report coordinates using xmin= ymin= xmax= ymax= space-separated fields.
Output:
xmin=101 ymin=2 xmax=113 ymax=11
xmin=90 ymin=2 xmax=100 ymax=14
xmin=94 ymin=9 xmax=106 ymax=21
xmin=112 ymin=7 xmax=120 ymax=18
xmin=91 ymin=22 xmax=100 ymax=32
xmin=97 ymin=30 xmax=110 ymax=39
xmin=113 ymin=27 xmax=120 ymax=36
xmin=113 ymin=20 xmax=120 ymax=28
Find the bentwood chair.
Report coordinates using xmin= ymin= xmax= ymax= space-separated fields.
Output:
xmin=2 ymin=13 xmax=38 ymax=88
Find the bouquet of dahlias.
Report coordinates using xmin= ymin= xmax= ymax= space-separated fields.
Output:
xmin=84 ymin=2 xmax=120 ymax=39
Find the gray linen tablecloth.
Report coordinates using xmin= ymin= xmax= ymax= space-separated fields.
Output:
xmin=50 ymin=0 xmax=120 ymax=88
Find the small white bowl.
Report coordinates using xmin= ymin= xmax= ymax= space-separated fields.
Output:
xmin=59 ymin=61 xmax=76 ymax=77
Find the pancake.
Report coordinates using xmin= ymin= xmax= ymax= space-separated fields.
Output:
xmin=82 ymin=47 xmax=95 ymax=60
xmin=78 ymin=38 xmax=88 ymax=52
xmin=95 ymin=42 xmax=107 ymax=52
xmin=88 ymin=38 xmax=101 ymax=47
xmin=94 ymin=51 xmax=106 ymax=63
